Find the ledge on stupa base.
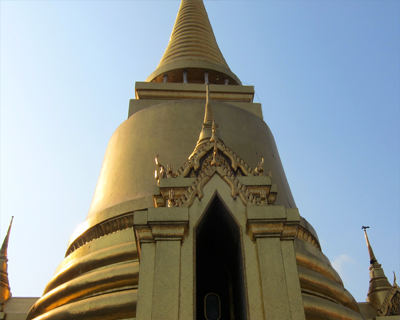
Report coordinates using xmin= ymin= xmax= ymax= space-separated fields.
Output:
xmin=129 ymin=82 xmax=261 ymax=119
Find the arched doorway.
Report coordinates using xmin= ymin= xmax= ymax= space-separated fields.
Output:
xmin=196 ymin=195 xmax=247 ymax=320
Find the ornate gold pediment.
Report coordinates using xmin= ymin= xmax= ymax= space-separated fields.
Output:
xmin=154 ymin=137 xmax=277 ymax=208
xmin=378 ymin=276 xmax=400 ymax=316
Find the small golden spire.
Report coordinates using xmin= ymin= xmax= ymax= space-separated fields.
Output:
xmin=0 ymin=217 xmax=13 ymax=304
xmin=190 ymin=84 xmax=222 ymax=158
xmin=362 ymin=226 xmax=392 ymax=310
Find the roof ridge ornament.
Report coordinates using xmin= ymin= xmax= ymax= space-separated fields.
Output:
xmin=154 ymin=137 xmax=277 ymax=208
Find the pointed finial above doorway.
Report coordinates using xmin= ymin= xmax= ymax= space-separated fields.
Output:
xmin=190 ymin=84 xmax=221 ymax=157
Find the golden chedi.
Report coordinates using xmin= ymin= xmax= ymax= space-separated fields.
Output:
xmin=25 ymin=1 xmax=391 ymax=319
xmin=359 ymin=228 xmax=400 ymax=318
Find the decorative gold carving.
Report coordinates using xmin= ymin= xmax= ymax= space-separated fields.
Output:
xmin=378 ymin=276 xmax=400 ymax=316
xmin=260 ymin=189 xmax=266 ymax=203
xmin=184 ymin=141 xmax=253 ymax=178
xmin=153 ymin=85 xmax=277 ymax=209
xmin=154 ymin=139 xmax=278 ymax=209
xmin=153 ymin=187 xmax=189 ymax=208
xmin=210 ymin=120 xmax=217 ymax=143
xmin=155 ymin=156 xmax=178 ymax=186
xmin=155 ymin=155 xmax=165 ymax=186
xmin=210 ymin=143 xmax=219 ymax=166
xmin=295 ymin=225 xmax=321 ymax=251
xmin=166 ymin=164 xmax=174 ymax=178
xmin=154 ymin=195 xmax=166 ymax=208
xmin=386 ymin=291 xmax=400 ymax=315
xmin=378 ymin=288 xmax=400 ymax=316
xmin=66 ymin=213 xmax=134 ymax=256
xmin=168 ymin=189 xmax=175 ymax=208
xmin=254 ymin=156 xmax=264 ymax=176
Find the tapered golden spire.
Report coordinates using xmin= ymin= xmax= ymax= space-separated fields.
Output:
xmin=363 ymin=226 xmax=377 ymax=265
xmin=146 ymin=0 xmax=241 ymax=85
xmin=0 ymin=217 xmax=13 ymax=304
xmin=191 ymin=84 xmax=220 ymax=157
xmin=362 ymin=227 xmax=392 ymax=310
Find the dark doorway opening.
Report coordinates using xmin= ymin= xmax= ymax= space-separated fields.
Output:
xmin=196 ymin=195 xmax=247 ymax=320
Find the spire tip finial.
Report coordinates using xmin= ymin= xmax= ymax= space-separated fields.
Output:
xmin=363 ymin=226 xmax=377 ymax=265
xmin=189 ymin=84 xmax=222 ymax=158
xmin=362 ymin=226 xmax=393 ymax=309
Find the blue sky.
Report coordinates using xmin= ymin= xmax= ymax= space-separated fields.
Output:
xmin=1 ymin=0 xmax=399 ymax=303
